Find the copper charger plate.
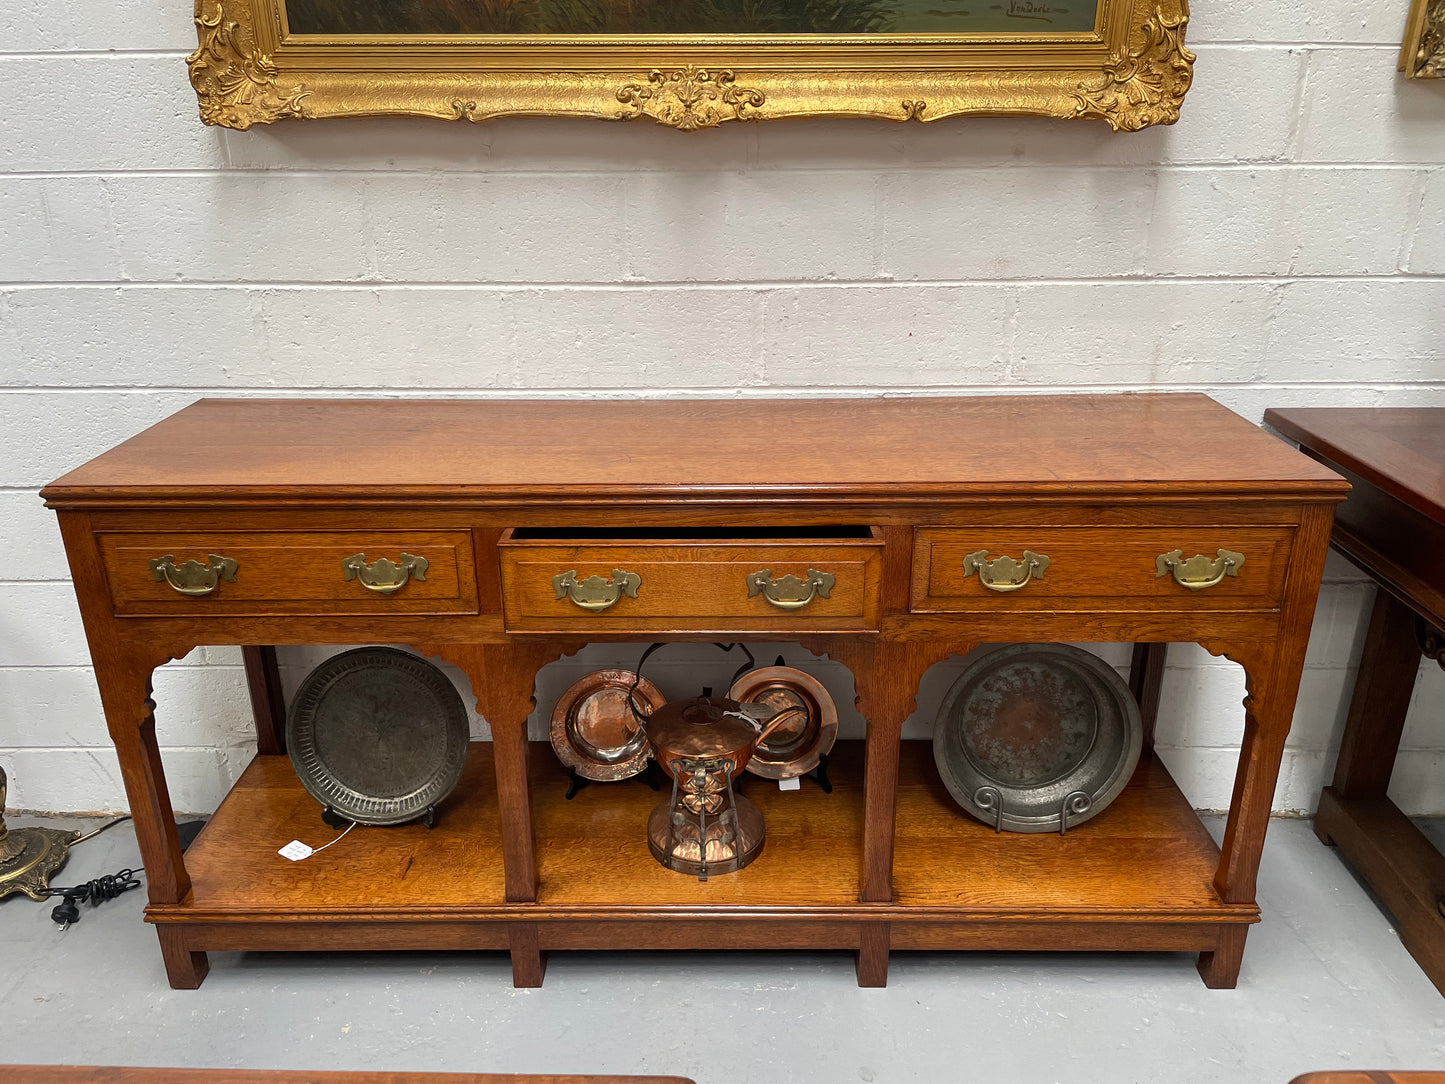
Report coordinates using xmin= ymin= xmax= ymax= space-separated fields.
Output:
xmin=932 ymin=643 xmax=1142 ymax=833
xmin=550 ymin=669 xmax=668 ymax=781
xmin=287 ymin=646 xmax=471 ymax=826
xmin=727 ymin=666 xmax=838 ymax=780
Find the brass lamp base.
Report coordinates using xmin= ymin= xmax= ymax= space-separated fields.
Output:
xmin=0 ymin=826 xmax=80 ymax=901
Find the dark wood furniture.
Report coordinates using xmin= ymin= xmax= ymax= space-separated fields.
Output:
xmin=1265 ymin=407 xmax=1445 ymax=996
xmin=42 ymin=395 xmax=1345 ymax=990
xmin=1291 ymin=1074 xmax=1445 ymax=1084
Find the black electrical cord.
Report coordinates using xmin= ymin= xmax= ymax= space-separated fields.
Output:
xmin=721 ymin=642 xmax=757 ymax=687
xmin=625 ymin=641 xmax=758 ymax=725
xmin=71 ymin=813 xmax=132 ymax=845
xmin=626 ymin=642 xmax=666 ymax=725
xmin=42 ymin=867 xmax=143 ymax=929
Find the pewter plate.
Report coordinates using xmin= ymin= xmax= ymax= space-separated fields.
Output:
xmin=287 ymin=647 xmax=470 ymax=826
xmin=932 ymin=643 xmax=1142 ymax=833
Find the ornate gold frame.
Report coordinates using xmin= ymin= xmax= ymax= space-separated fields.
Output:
xmin=187 ymin=0 xmax=1194 ymax=131
xmin=1401 ymin=0 xmax=1445 ymax=78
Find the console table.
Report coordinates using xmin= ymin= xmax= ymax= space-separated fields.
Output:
xmin=42 ymin=395 xmax=1345 ymax=990
xmin=1264 ymin=407 xmax=1445 ymax=996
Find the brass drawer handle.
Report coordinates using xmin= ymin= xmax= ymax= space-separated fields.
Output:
xmin=746 ymin=568 xmax=835 ymax=611
xmin=1155 ymin=548 xmax=1245 ymax=591
xmin=962 ymin=549 xmax=1050 ymax=593
xmin=341 ymin=552 xmax=429 ymax=594
xmin=149 ymin=554 xmax=238 ymax=596
xmin=553 ymin=569 xmax=642 ymax=612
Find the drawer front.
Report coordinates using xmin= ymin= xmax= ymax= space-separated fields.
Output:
xmin=499 ymin=537 xmax=883 ymax=632
xmin=911 ymin=526 xmax=1293 ymax=613
xmin=100 ymin=530 xmax=479 ymax=616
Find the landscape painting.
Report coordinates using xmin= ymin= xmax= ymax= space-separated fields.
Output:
xmin=284 ymin=0 xmax=1100 ymax=35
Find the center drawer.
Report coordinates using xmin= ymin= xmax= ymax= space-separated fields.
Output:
xmin=498 ymin=527 xmax=883 ymax=633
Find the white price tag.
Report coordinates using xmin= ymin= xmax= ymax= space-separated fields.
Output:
xmin=278 ymin=840 xmax=314 ymax=861
xmin=778 ymin=777 xmax=801 ymax=792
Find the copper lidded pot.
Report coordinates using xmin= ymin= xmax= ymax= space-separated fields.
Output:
xmin=644 ymin=696 xmax=805 ymax=881
xmin=645 ymin=697 xmax=805 ymax=779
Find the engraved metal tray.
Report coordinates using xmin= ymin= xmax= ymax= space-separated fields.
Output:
xmin=727 ymin=666 xmax=838 ymax=780
xmin=287 ymin=647 xmax=470 ymax=826
xmin=932 ymin=643 xmax=1142 ymax=833
xmin=550 ymin=668 xmax=667 ymax=781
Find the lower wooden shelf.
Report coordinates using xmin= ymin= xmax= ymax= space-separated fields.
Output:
xmin=532 ymin=740 xmax=864 ymax=910
xmin=152 ymin=749 xmax=513 ymax=952
xmin=151 ymin=738 xmax=1254 ymax=962
xmin=889 ymin=742 xmax=1254 ymax=951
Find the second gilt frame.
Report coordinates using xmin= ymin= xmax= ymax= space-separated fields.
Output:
xmin=188 ymin=0 xmax=1194 ymax=132
xmin=1401 ymin=0 xmax=1445 ymax=78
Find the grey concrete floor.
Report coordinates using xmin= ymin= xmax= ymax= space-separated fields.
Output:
xmin=2 ymin=814 xmax=1443 ymax=1083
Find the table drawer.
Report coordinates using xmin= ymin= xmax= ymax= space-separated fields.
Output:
xmin=499 ymin=528 xmax=883 ymax=632
xmin=99 ymin=530 xmax=479 ymax=617
xmin=911 ymin=526 xmax=1293 ymax=612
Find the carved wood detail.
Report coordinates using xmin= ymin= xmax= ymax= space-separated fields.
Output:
xmin=186 ymin=0 xmax=1195 ymax=131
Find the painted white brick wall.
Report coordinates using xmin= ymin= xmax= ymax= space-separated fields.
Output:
xmin=2 ymin=0 xmax=1443 ymax=815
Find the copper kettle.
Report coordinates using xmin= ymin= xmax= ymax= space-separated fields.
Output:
xmin=644 ymin=695 xmax=805 ymax=880
xmin=645 ymin=696 xmax=806 ymax=778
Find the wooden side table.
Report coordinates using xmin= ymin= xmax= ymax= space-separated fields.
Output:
xmin=1265 ymin=407 xmax=1445 ymax=996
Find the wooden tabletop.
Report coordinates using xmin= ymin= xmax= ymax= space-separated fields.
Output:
xmin=43 ymin=394 xmax=1345 ymax=505
xmin=1265 ymin=407 xmax=1445 ymax=527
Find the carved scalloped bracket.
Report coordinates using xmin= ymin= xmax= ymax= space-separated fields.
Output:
xmin=1072 ymin=4 xmax=1195 ymax=131
xmin=1197 ymin=639 xmax=1279 ymax=729
xmin=814 ymin=639 xmax=974 ymax=727
xmin=416 ymin=641 xmax=588 ymax=732
xmin=89 ymin=642 xmax=198 ymax=735
xmin=187 ymin=1 xmax=311 ymax=129
xmin=411 ymin=643 xmax=488 ymax=721
xmin=616 ymin=66 xmax=765 ymax=129
xmin=141 ymin=641 xmax=200 ymax=674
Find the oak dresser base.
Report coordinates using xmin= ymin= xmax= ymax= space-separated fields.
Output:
xmin=42 ymin=396 xmax=1346 ymax=989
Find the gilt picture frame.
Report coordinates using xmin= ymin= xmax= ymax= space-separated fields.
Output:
xmin=1400 ymin=0 xmax=1445 ymax=78
xmin=187 ymin=0 xmax=1194 ymax=132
